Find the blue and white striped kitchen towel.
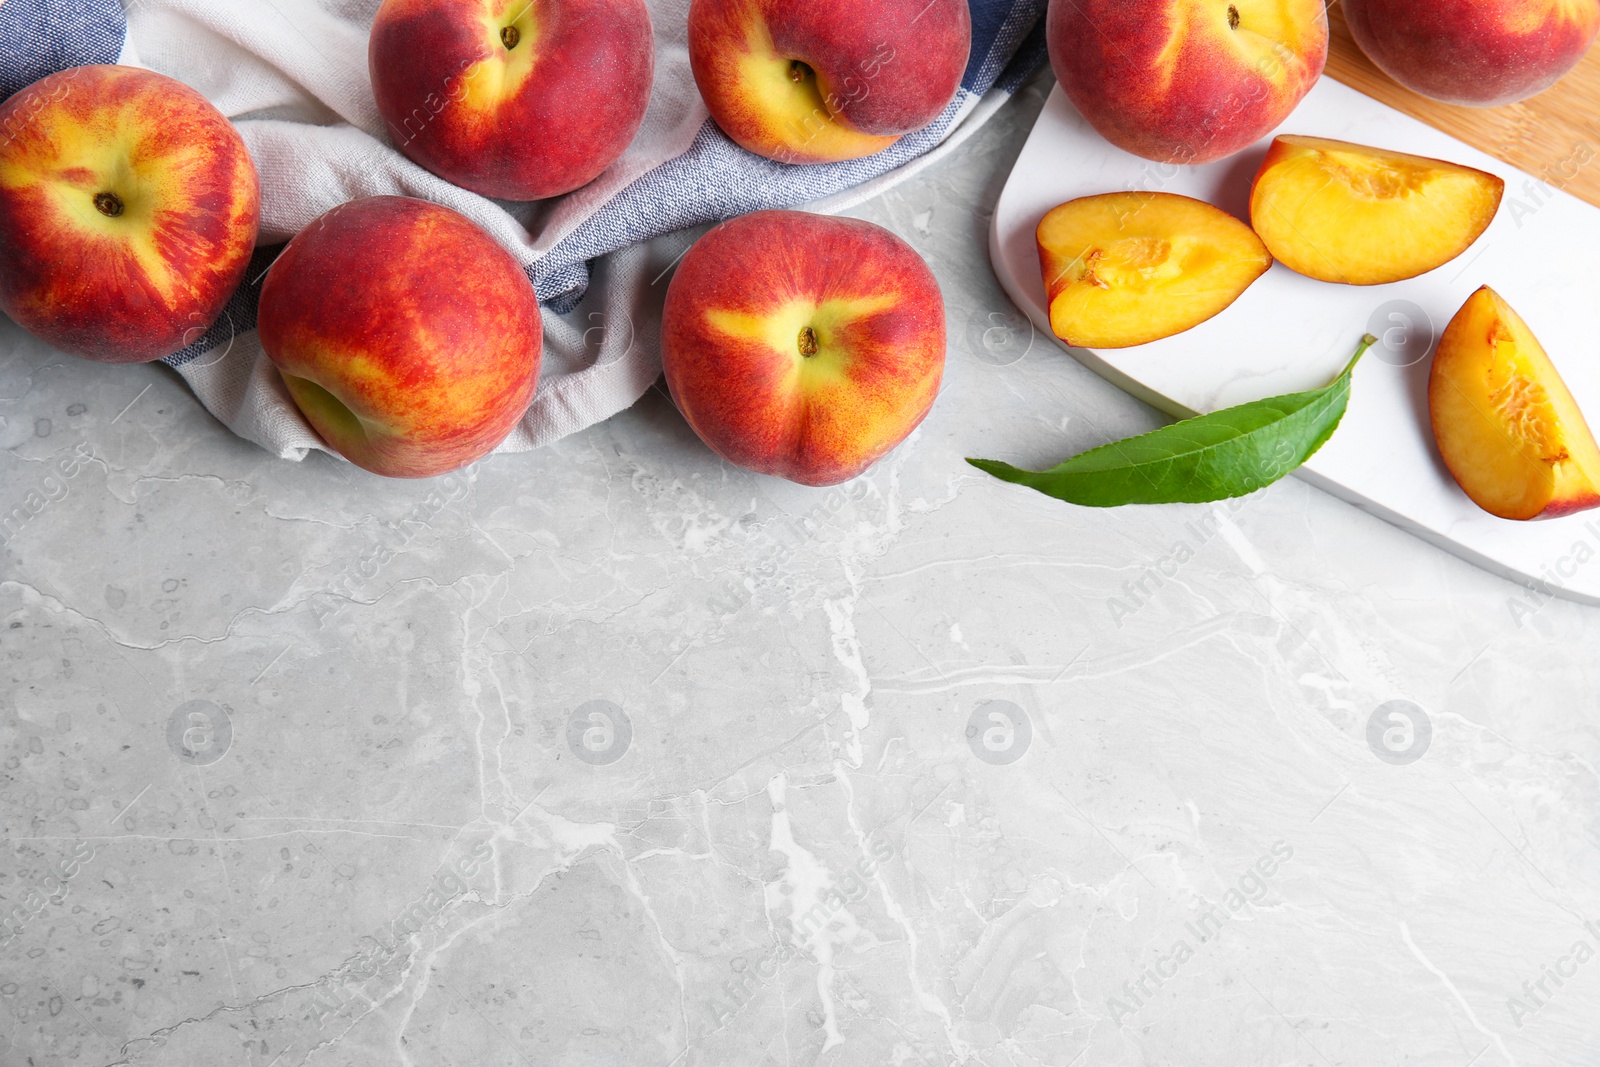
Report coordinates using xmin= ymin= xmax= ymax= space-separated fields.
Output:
xmin=2 ymin=0 xmax=1046 ymax=463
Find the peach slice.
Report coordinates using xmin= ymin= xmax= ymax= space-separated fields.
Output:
xmin=1429 ymin=286 xmax=1600 ymax=521
xmin=1035 ymin=192 xmax=1272 ymax=349
xmin=1250 ymin=136 xmax=1505 ymax=286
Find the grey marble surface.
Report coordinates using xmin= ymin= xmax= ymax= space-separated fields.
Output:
xmin=4 ymin=66 xmax=1600 ymax=1067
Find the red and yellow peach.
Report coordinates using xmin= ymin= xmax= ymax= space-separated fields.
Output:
xmin=1344 ymin=0 xmax=1600 ymax=107
xmin=1047 ymin=0 xmax=1329 ymax=164
xmin=688 ymin=0 xmax=971 ymax=164
xmin=662 ymin=210 xmax=946 ymax=485
xmin=0 ymin=65 xmax=259 ymax=363
xmin=370 ymin=0 xmax=655 ymax=200
xmin=258 ymin=196 xmax=542 ymax=479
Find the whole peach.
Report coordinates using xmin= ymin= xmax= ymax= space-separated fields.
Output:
xmin=258 ymin=196 xmax=542 ymax=479
xmin=1344 ymin=0 xmax=1600 ymax=107
xmin=370 ymin=0 xmax=654 ymax=200
xmin=689 ymin=0 xmax=971 ymax=164
xmin=662 ymin=210 xmax=946 ymax=486
xmin=0 ymin=65 xmax=259 ymax=363
xmin=1047 ymin=0 xmax=1328 ymax=164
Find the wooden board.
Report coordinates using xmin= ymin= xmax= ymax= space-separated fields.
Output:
xmin=1325 ymin=5 xmax=1600 ymax=208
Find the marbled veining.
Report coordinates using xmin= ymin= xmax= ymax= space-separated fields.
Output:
xmin=3 ymin=69 xmax=1599 ymax=1066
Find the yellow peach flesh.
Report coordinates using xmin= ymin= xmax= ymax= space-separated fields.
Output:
xmin=1036 ymin=192 xmax=1272 ymax=349
xmin=1428 ymin=286 xmax=1600 ymax=520
xmin=1250 ymin=135 xmax=1504 ymax=285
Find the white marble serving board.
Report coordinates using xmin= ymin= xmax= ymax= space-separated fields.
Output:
xmin=990 ymin=78 xmax=1600 ymax=605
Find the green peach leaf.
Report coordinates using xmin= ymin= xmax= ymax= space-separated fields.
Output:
xmin=968 ymin=334 xmax=1376 ymax=508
